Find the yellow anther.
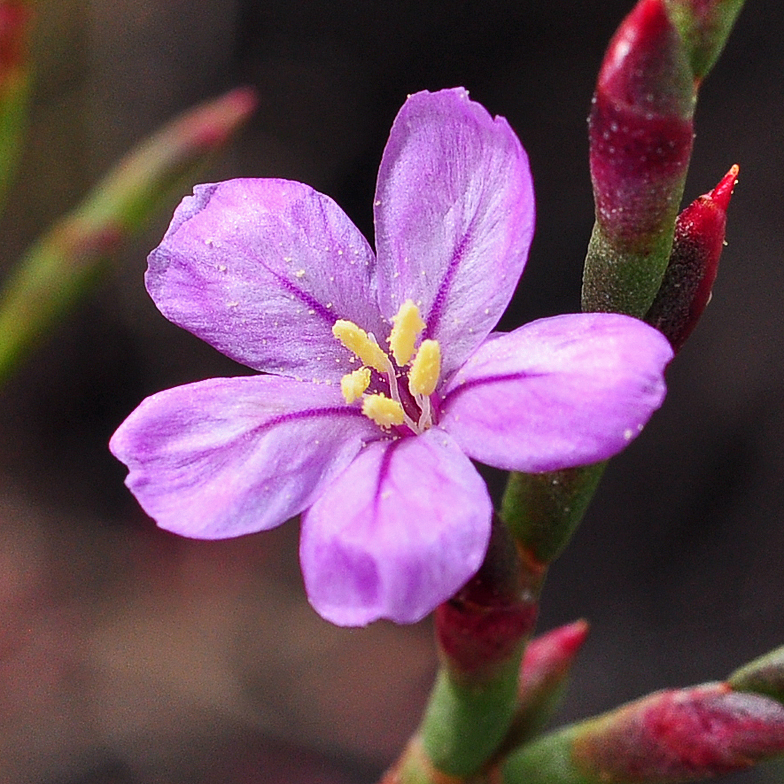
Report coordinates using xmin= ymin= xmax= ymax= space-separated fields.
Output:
xmin=388 ymin=299 xmax=426 ymax=366
xmin=332 ymin=320 xmax=388 ymax=372
xmin=362 ymin=394 xmax=406 ymax=428
xmin=340 ymin=367 xmax=371 ymax=404
xmin=409 ymin=339 xmax=441 ymax=397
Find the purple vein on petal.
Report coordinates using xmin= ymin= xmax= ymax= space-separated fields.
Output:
xmin=371 ymin=438 xmax=404 ymax=508
xmin=442 ymin=371 xmax=547 ymax=405
xmin=269 ymin=266 xmax=339 ymax=325
xmin=423 ymin=225 xmax=473 ymax=341
xmin=252 ymin=404 xmax=372 ymax=435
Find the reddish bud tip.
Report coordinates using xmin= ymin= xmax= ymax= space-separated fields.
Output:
xmin=711 ymin=162 xmax=739 ymax=210
xmin=598 ymin=0 xmax=693 ymax=118
xmin=645 ymin=164 xmax=738 ymax=351
xmin=520 ymin=619 xmax=590 ymax=698
xmin=180 ymin=86 xmax=258 ymax=151
xmin=499 ymin=620 xmax=591 ymax=746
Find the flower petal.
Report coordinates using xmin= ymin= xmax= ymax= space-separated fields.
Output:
xmin=439 ymin=313 xmax=673 ymax=472
xmin=300 ymin=429 xmax=492 ymax=626
xmin=110 ymin=375 xmax=381 ymax=539
xmin=147 ymin=179 xmax=385 ymax=382
xmin=374 ymin=88 xmax=535 ymax=376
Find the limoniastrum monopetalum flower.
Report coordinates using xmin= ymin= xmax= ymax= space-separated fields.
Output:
xmin=110 ymin=88 xmax=673 ymax=627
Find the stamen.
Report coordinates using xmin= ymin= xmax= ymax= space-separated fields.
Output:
xmin=388 ymin=299 xmax=425 ymax=366
xmin=362 ymin=394 xmax=406 ymax=428
xmin=408 ymin=339 xmax=441 ymax=396
xmin=416 ymin=394 xmax=434 ymax=432
xmin=340 ymin=367 xmax=371 ymax=404
xmin=332 ymin=320 xmax=388 ymax=372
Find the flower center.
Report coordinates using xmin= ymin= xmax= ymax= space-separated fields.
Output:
xmin=332 ymin=300 xmax=441 ymax=435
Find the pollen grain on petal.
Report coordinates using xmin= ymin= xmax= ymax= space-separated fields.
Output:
xmin=389 ymin=299 xmax=425 ymax=366
xmin=362 ymin=394 xmax=405 ymax=428
xmin=340 ymin=367 xmax=371 ymax=404
xmin=409 ymin=339 xmax=441 ymax=396
xmin=332 ymin=319 xmax=388 ymax=372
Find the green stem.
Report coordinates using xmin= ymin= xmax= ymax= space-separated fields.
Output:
xmin=500 ymin=464 xmax=606 ymax=566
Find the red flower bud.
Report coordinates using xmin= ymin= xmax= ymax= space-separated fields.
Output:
xmin=573 ymin=683 xmax=784 ymax=781
xmin=583 ymin=0 xmax=695 ymax=316
xmin=520 ymin=620 xmax=590 ymax=704
xmin=645 ymin=165 xmax=738 ymax=351
xmin=510 ymin=620 xmax=590 ymax=743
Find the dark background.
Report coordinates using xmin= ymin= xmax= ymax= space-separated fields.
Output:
xmin=0 ymin=1 xmax=782 ymax=782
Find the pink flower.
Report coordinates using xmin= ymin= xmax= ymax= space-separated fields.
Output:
xmin=110 ymin=88 xmax=672 ymax=626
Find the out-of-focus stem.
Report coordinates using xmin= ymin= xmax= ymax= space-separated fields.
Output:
xmin=0 ymin=1 xmax=31 ymax=217
xmin=729 ymin=645 xmax=784 ymax=706
xmin=0 ymin=86 xmax=257 ymax=384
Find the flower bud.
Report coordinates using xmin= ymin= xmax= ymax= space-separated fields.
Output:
xmin=582 ymin=0 xmax=694 ymax=316
xmin=645 ymin=165 xmax=738 ymax=351
xmin=582 ymin=0 xmax=743 ymax=318
xmin=510 ymin=620 xmax=590 ymax=746
xmin=503 ymin=683 xmax=784 ymax=784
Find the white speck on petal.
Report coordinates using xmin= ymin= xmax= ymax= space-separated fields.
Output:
xmin=295 ymin=269 xmax=306 ymax=278
xmin=623 ymin=428 xmax=633 ymax=441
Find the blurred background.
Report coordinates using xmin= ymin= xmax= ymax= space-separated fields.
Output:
xmin=0 ymin=0 xmax=782 ymax=782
